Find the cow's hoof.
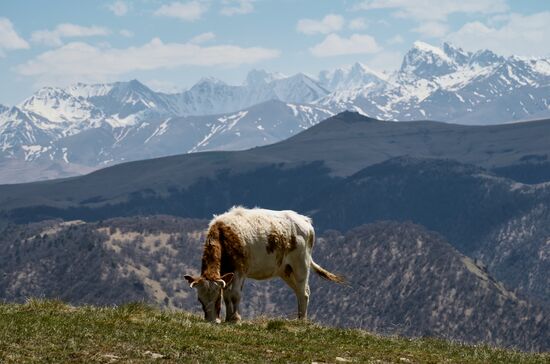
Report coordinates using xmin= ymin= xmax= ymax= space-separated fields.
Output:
xmin=225 ymin=316 xmax=242 ymax=324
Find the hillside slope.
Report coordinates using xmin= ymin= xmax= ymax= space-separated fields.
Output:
xmin=1 ymin=300 xmax=547 ymax=363
xmin=1 ymin=143 xmax=549 ymax=306
xmin=1 ymin=217 xmax=547 ymax=352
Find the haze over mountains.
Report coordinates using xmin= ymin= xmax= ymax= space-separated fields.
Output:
xmin=2 ymin=41 xmax=550 ymax=183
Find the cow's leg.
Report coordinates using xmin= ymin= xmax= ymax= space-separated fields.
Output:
xmin=230 ymin=288 xmax=242 ymax=322
xmin=223 ymin=289 xmax=235 ymax=322
xmin=295 ymin=275 xmax=310 ymax=320
xmin=224 ymin=274 xmax=244 ymax=323
xmin=281 ymin=264 xmax=310 ymax=320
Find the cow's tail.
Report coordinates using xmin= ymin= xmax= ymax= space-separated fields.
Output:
xmin=310 ymin=260 xmax=346 ymax=284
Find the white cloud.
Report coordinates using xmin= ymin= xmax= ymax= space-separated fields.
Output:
xmin=413 ymin=21 xmax=448 ymax=38
xmin=0 ymin=17 xmax=29 ymax=56
xmin=446 ymin=12 xmax=550 ymax=57
xmin=310 ymin=33 xmax=380 ymax=57
xmin=31 ymin=24 xmax=110 ymax=47
xmin=349 ymin=18 xmax=367 ymax=30
xmin=154 ymin=1 xmax=208 ymax=22
xmin=119 ymin=29 xmax=134 ymax=38
xmin=387 ymin=35 xmax=404 ymax=45
xmin=355 ymin=0 xmax=508 ymax=21
xmin=297 ymin=14 xmax=344 ymax=35
xmin=221 ymin=0 xmax=254 ymax=16
xmin=16 ymin=38 xmax=280 ymax=86
xmin=107 ymin=1 xmax=129 ymax=16
xmin=190 ymin=32 xmax=215 ymax=44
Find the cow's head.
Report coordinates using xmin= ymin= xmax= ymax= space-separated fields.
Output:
xmin=184 ymin=273 xmax=234 ymax=323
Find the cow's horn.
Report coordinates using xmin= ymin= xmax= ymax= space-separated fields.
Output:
xmin=215 ymin=279 xmax=226 ymax=288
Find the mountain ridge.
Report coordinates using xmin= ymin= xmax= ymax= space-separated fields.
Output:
xmin=2 ymin=41 xmax=550 ymax=183
xmin=2 ymin=111 xmax=550 ymax=209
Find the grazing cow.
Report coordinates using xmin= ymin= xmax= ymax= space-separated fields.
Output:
xmin=184 ymin=206 xmax=344 ymax=323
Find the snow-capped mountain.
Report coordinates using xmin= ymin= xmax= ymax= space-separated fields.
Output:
xmin=2 ymin=41 xmax=550 ymax=183
xmin=400 ymin=41 xmax=460 ymax=79
xmin=0 ymin=106 xmax=55 ymax=155
xmin=165 ymin=72 xmax=329 ymax=116
xmin=244 ymin=69 xmax=287 ymax=86
xmin=146 ymin=100 xmax=333 ymax=155
xmin=318 ymin=62 xmax=388 ymax=91
xmin=318 ymin=42 xmax=550 ymax=124
xmin=0 ymin=89 xmax=333 ymax=183
xmin=18 ymin=87 xmax=104 ymax=136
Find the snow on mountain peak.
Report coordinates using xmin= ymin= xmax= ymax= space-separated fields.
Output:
xmin=412 ymin=41 xmax=450 ymax=60
xmin=350 ymin=62 xmax=387 ymax=82
xmin=270 ymin=73 xmax=328 ymax=103
xmin=107 ymin=80 xmax=157 ymax=102
xmin=245 ymin=69 xmax=286 ymax=87
xmin=532 ymin=58 xmax=550 ymax=76
xmin=64 ymin=80 xmax=154 ymax=102
xmin=400 ymin=41 xmax=457 ymax=79
xmin=470 ymin=49 xmax=505 ymax=67
xmin=27 ymin=86 xmax=68 ymax=100
xmin=318 ymin=62 xmax=387 ymax=91
xmin=442 ymin=43 xmax=471 ymax=66
xmin=66 ymin=82 xmax=114 ymax=99
xmin=19 ymin=86 xmax=100 ymax=126
xmin=193 ymin=77 xmax=227 ymax=87
xmin=287 ymin=72 xmax=321 ymax=86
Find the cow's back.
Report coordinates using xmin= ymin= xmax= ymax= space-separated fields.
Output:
xmin=210 ymin=206 xmax=313 ymax=279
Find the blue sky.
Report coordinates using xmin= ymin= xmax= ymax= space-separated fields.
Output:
xmin=0 ymin=0 xmax=549 ymax=105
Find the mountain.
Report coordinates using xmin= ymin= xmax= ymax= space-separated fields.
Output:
xmin=2 ymin=112 xmax=550 ymax=351
xmin=2 ymin=112 xmax=550 ymax=211
xmin=162 ymin=72 xmax=328 ymax=116
xmin=2 ymin=42 xmax=550 ymax=184
xmin=317 ymin=42 xmax=550 ymax=124
xmin=0 ymin=217 xmax=547 ymax=351
xmin=57 ymin=99 xmax=332 ymax=167
xmin=2 ymin=112 xmax=550 ymax=305
xmin=0 ymin=98 xmax=332 ymax=185
xmin=308 ymin=222 xmax=548 ymax=352
xmin=318 ymin=62 xmax=388 ymax=91
xmin=0 ymin=74 xmax=331 ymax=184
xmin=476 ymin=202 xmax=550 ymax=304
xmin=18 ymin=87 xmax=104 ymax=135
xmin=400 ymin=41 xmax=460 ymax=78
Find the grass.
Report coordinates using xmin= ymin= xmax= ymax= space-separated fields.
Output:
xmin=0 ymin=299 xmax=547 ymax=363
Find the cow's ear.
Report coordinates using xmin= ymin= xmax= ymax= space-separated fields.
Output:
xmin=220 ymin=273 xmax=234 ymax=286
xmin=184 ymin=275 xmax=199 ymax=288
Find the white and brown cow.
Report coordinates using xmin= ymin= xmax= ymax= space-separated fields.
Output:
xmin=184 ymin=206 xmax=344 ymax=323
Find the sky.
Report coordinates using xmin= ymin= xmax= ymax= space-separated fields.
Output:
xmin=1 ymin=0 xmax=549 ymax=105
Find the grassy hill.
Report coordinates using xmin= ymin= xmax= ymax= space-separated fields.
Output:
xmin=0 ymin=300 xmax=547 ymax=363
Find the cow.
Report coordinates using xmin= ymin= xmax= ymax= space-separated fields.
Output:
xmin=184 ymin=206 xmax=344 ymax=323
